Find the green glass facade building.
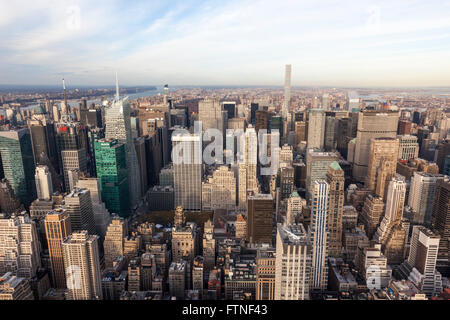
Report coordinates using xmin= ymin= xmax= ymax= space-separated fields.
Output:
xmin=0 ymin=128 xmax=36 ymax=207
xmin=94 ymin=139 xmax=130 ymax=217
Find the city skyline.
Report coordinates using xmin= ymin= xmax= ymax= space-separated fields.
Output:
xmin=1 ymin=0 xmax=450 ymax=87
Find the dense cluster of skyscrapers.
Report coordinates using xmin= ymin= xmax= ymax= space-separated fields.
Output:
xmin=0 ymin=66 xmax=450 ymax=301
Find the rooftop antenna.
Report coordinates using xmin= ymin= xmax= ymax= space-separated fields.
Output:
xmin=115 ymin=72 xmax=119 ymax=101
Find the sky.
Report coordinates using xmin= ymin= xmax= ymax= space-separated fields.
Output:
xmin=1 ymin=0 xmax=450 ymax=87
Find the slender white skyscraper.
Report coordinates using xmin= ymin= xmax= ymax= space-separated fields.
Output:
xmin=105 ymin=75 xmax=141 ymax=207
xmin=309 ymin=180 xmax=329 ymax=290
xmin=283 ymin=64 xmax=291 ymax=119
xmin=35 ymin=165 xmax=53 ymax=200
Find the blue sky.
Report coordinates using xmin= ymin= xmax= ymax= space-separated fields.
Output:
xmin=1 ymin=0 xmax=450 ymax=87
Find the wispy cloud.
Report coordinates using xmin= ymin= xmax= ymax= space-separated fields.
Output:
xmin=0 ymin=0 xmax=450 ymax=86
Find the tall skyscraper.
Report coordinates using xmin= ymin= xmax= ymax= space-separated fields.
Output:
xmin=431 ymin=177 xmax=450 ymax=274
xmin=55 ymin=121 xmax=88 ymax=192
xmin=238 ymin=126 xmax=259 ymax=209
xmin=275 ymin=223 xmax=311 ymax=300
xmin=35 ymin=165 xmax=53 ymax=200
xmin=352 ymin=110 xmax=399 ymax=181
xmin=45 ymin=210 xmax=71 ymax=288
xmin=172 ymin=133 xmax=202 ymax=211
xmin=365 ymin=137 xmax=399 ymax=199
xmin=76 ymin=177 xmax=112 ymax=238
xmin=64 ymin=187 xmax=96 ymax=235
xmin=283 ymin=64 xmax=291 ymax=120
xmin=198 ymin=98 xmax=224 ymax=132
xmin=309 ymin=180 xmax=329 ymax=290
xmin=307 ymin=109 xmax=325 ymax=150
xmin=326 ymin=162 xmax=345 ymax=257
xmin=247 ymin=194 xmax=273 ymax=245
xmin=409 ymin=172 xmax=444 ymax=225
xmin=0 ymin=128 xmax=36 ymax=206
xmin=104 ymin=82 xmax=141 ymax=207
xmin=94 ymin=139 xmax=130 ymax=217
xmin=28 ymin=105 xmax=59 ymax=173
xmin=62 ymin=230 xmax=102 ymax=300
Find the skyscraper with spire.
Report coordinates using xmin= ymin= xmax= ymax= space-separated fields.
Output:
xmin=104 ymin=74 xmax=141 ymax=207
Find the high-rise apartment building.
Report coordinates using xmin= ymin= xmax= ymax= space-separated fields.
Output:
xmin=62 ymin=230 xmax=102 ymax=300
xmin=309 ymin=180 xmax=329 ymax=291
xmin=275 ymin=224 xmax=311 ymax=300
xmin=283 ymin=64 xmax=291 ymax=120
xmin=45 ymin=210 xmax=71 ymax=288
